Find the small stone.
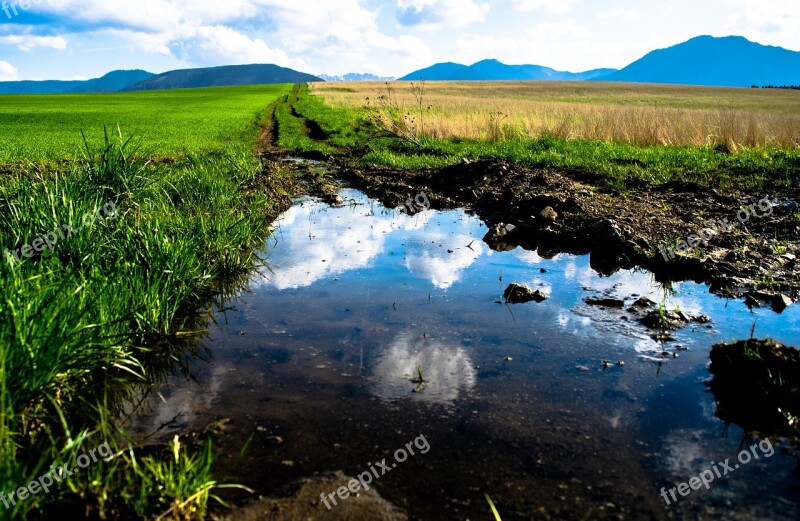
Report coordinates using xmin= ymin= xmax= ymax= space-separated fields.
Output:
xmin=504 ymin=284 xmax=548 ymax=304
xmin=774 ymin=294 xmax=793 ymax=313
xmin=584 ymin=297 xmax=626 ymax=308
xmin=538 ymin=206 xmax=558 ymax=222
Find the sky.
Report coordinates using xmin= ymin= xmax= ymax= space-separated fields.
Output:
xmin=0 ymin=0 xmax=797 ymax=81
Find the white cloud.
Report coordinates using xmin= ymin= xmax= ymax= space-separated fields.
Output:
xmin=0 ymin=35 xmax=67 ymax=51
xmin=0 ymin=60 xmax=18 ymax=80
xmin=449 ymin=18 xmax=614 ymax=70
xmin=174 ymin=25 xmax=304 ymax=68
xmin=511 ymin=0 xmax=579 ymax=15
xmin=597 ymin=8 xmax=642 ymax=21
xmin=727 ymin=0 xmax=800 ymax=49
xmin=396 ymin=0 xmax=490 ymax=28
xmin=20 ymin=0 xmax=431 ymax=75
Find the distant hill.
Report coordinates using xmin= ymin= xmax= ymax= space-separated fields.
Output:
xmin=125 ymin=64 xmax=322 ymax=91
xmin=400 ymin=59 xmax=616 ymax=81
xmin=318 ymin=73 xmax=396 ymax=82
xmin=598 ymin=36 xmax=800 ymax=87
xmin=0 ymin=70 xmax=154 ymax=95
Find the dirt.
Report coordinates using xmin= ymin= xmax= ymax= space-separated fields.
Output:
xmin=329 ymin=158 xmax=800 ymax=308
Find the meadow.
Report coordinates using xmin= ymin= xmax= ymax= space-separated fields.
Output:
xmin=0 ymin=85 xmax=291 ymax=163
xmin=281 ymin=83 xmax=800 ymax=193
xmin=311 ymin=81 xmax=800 ymax=149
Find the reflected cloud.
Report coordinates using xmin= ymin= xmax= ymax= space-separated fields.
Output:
xmin=257 ymin=190 xmax=487 ymax=290
xmin=405 ymin=233 xmax=485 ymax=289
xmin=370 ymin=330 xmax=477 ymax=404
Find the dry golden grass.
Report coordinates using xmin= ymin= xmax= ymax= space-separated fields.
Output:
xmin=310 ymin=81 xmax=800 ymax=149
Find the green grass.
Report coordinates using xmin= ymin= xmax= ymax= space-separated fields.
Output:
xmin=0 ymin=86 xmax=293 ymax=519
xmin=282 ymin=84 xmax=800 ymax=193
xmin=0 ymin=85 xmax=292 ymax=163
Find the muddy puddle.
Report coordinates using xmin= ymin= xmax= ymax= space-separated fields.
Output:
xmin=127 ymin=188 xmax=800 ymax=520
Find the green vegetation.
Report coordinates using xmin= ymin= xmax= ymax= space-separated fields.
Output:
xmin=0 ymin=85 xmax=291 ymax=163
xmin=0 ymin=85 xmax=292 ymax=519
xmin=279 ymin=83 xmax=800 ymax=193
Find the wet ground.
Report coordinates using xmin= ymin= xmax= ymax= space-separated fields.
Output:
xmin=128 ymin=188 xmax=800 ymax=520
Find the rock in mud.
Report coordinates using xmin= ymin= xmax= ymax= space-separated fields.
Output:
xmin=584 ymin=297 xmax=626 ymax=308
xmin=589 ymin=219 xmax=623 ymax=246
xmin=639 ymin=310 xmax=690 ymax=330
xmin=744 ymin=291 xmax=793 ymax=313
xmin=538 ymin=206 xmax=558 ymax=222
xmin=483 ymin=223 xmax=522 ymax=252
xmin=216 ymin=471 xmax=407 ymax=521
xmin=632 ymin=297 xmax=655 ymax=308
xmin=504 ymin=284 xmax=548 ymax=304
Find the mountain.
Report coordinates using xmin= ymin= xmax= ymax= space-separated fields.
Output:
xmin=400 ymin=59 xmax=616 ymax=81
xmin=319 ymin=73 xmax=396 ymax=82
xmin=125 ymin=64 xmax=322 ymax=91
xmin=0 ymin=70 xmax=154 ymax=95
xmin=598 ymin=36 xmax=800 ymax=87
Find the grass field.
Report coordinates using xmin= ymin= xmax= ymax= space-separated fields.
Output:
xmin=280 ymin=83 xmax=800 ymax=193
xmin=311 ymin=81 xmax=800 ymax=149
xmin=0 ymin=85 xmax=291 ymax=163
xmin=0 ymin=85 xmax=293 ymax=519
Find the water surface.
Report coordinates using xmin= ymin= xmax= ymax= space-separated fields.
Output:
xmin=130 ymin=189 xmax=800 ymax=520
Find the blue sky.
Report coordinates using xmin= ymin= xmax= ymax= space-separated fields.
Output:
xmin=0 ymin=0 xmax=797 ymax=80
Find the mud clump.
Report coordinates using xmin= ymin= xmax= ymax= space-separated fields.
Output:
xmin=504 ymin=283 xmax=548 ymax=304
xmin=709 ymin=339 xmax=800 ymax=439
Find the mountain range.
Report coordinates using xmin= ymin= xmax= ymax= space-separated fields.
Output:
xmin=123 ymin=64 xmax=321 ymax=91
xmin=1 ymin=35 xmax=798 ymax=94
xmin=0 ymin=65 xmax=321 ymax=95
xmin=399 ymin=60 xmax=616 ymax=82
xmin=599 ymin=35 xmax=800 ymax=87
xmin=0 ymin=70 xmax=154 ymax=95
xmin=318 ymin=73 xmax=396 ymax=82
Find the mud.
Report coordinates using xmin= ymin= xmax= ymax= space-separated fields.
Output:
xmin=333 ymin=158 xmax=799 ymax=307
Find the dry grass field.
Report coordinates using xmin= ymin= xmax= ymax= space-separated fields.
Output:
xmin=310 ymin=81 xmax=800 ymax=149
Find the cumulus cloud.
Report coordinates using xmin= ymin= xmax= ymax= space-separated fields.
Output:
xmin=15 ymin=0 xmax=431 ymax=75
xmin=171 ymin=25 xmax=303 ymax=68
xmin=511 ymin=0 xmax=580 ymax=15
xmin=396 ymin=0 xmax=490 ymax=28
xmin=0 ymin=34 xmax=67 ymax=51
xmin=0 ymin=60 xmax=18 ymax=80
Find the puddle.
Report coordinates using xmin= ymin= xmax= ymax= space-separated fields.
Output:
xmin=128 ymin=189 xmax=800 ymax=520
